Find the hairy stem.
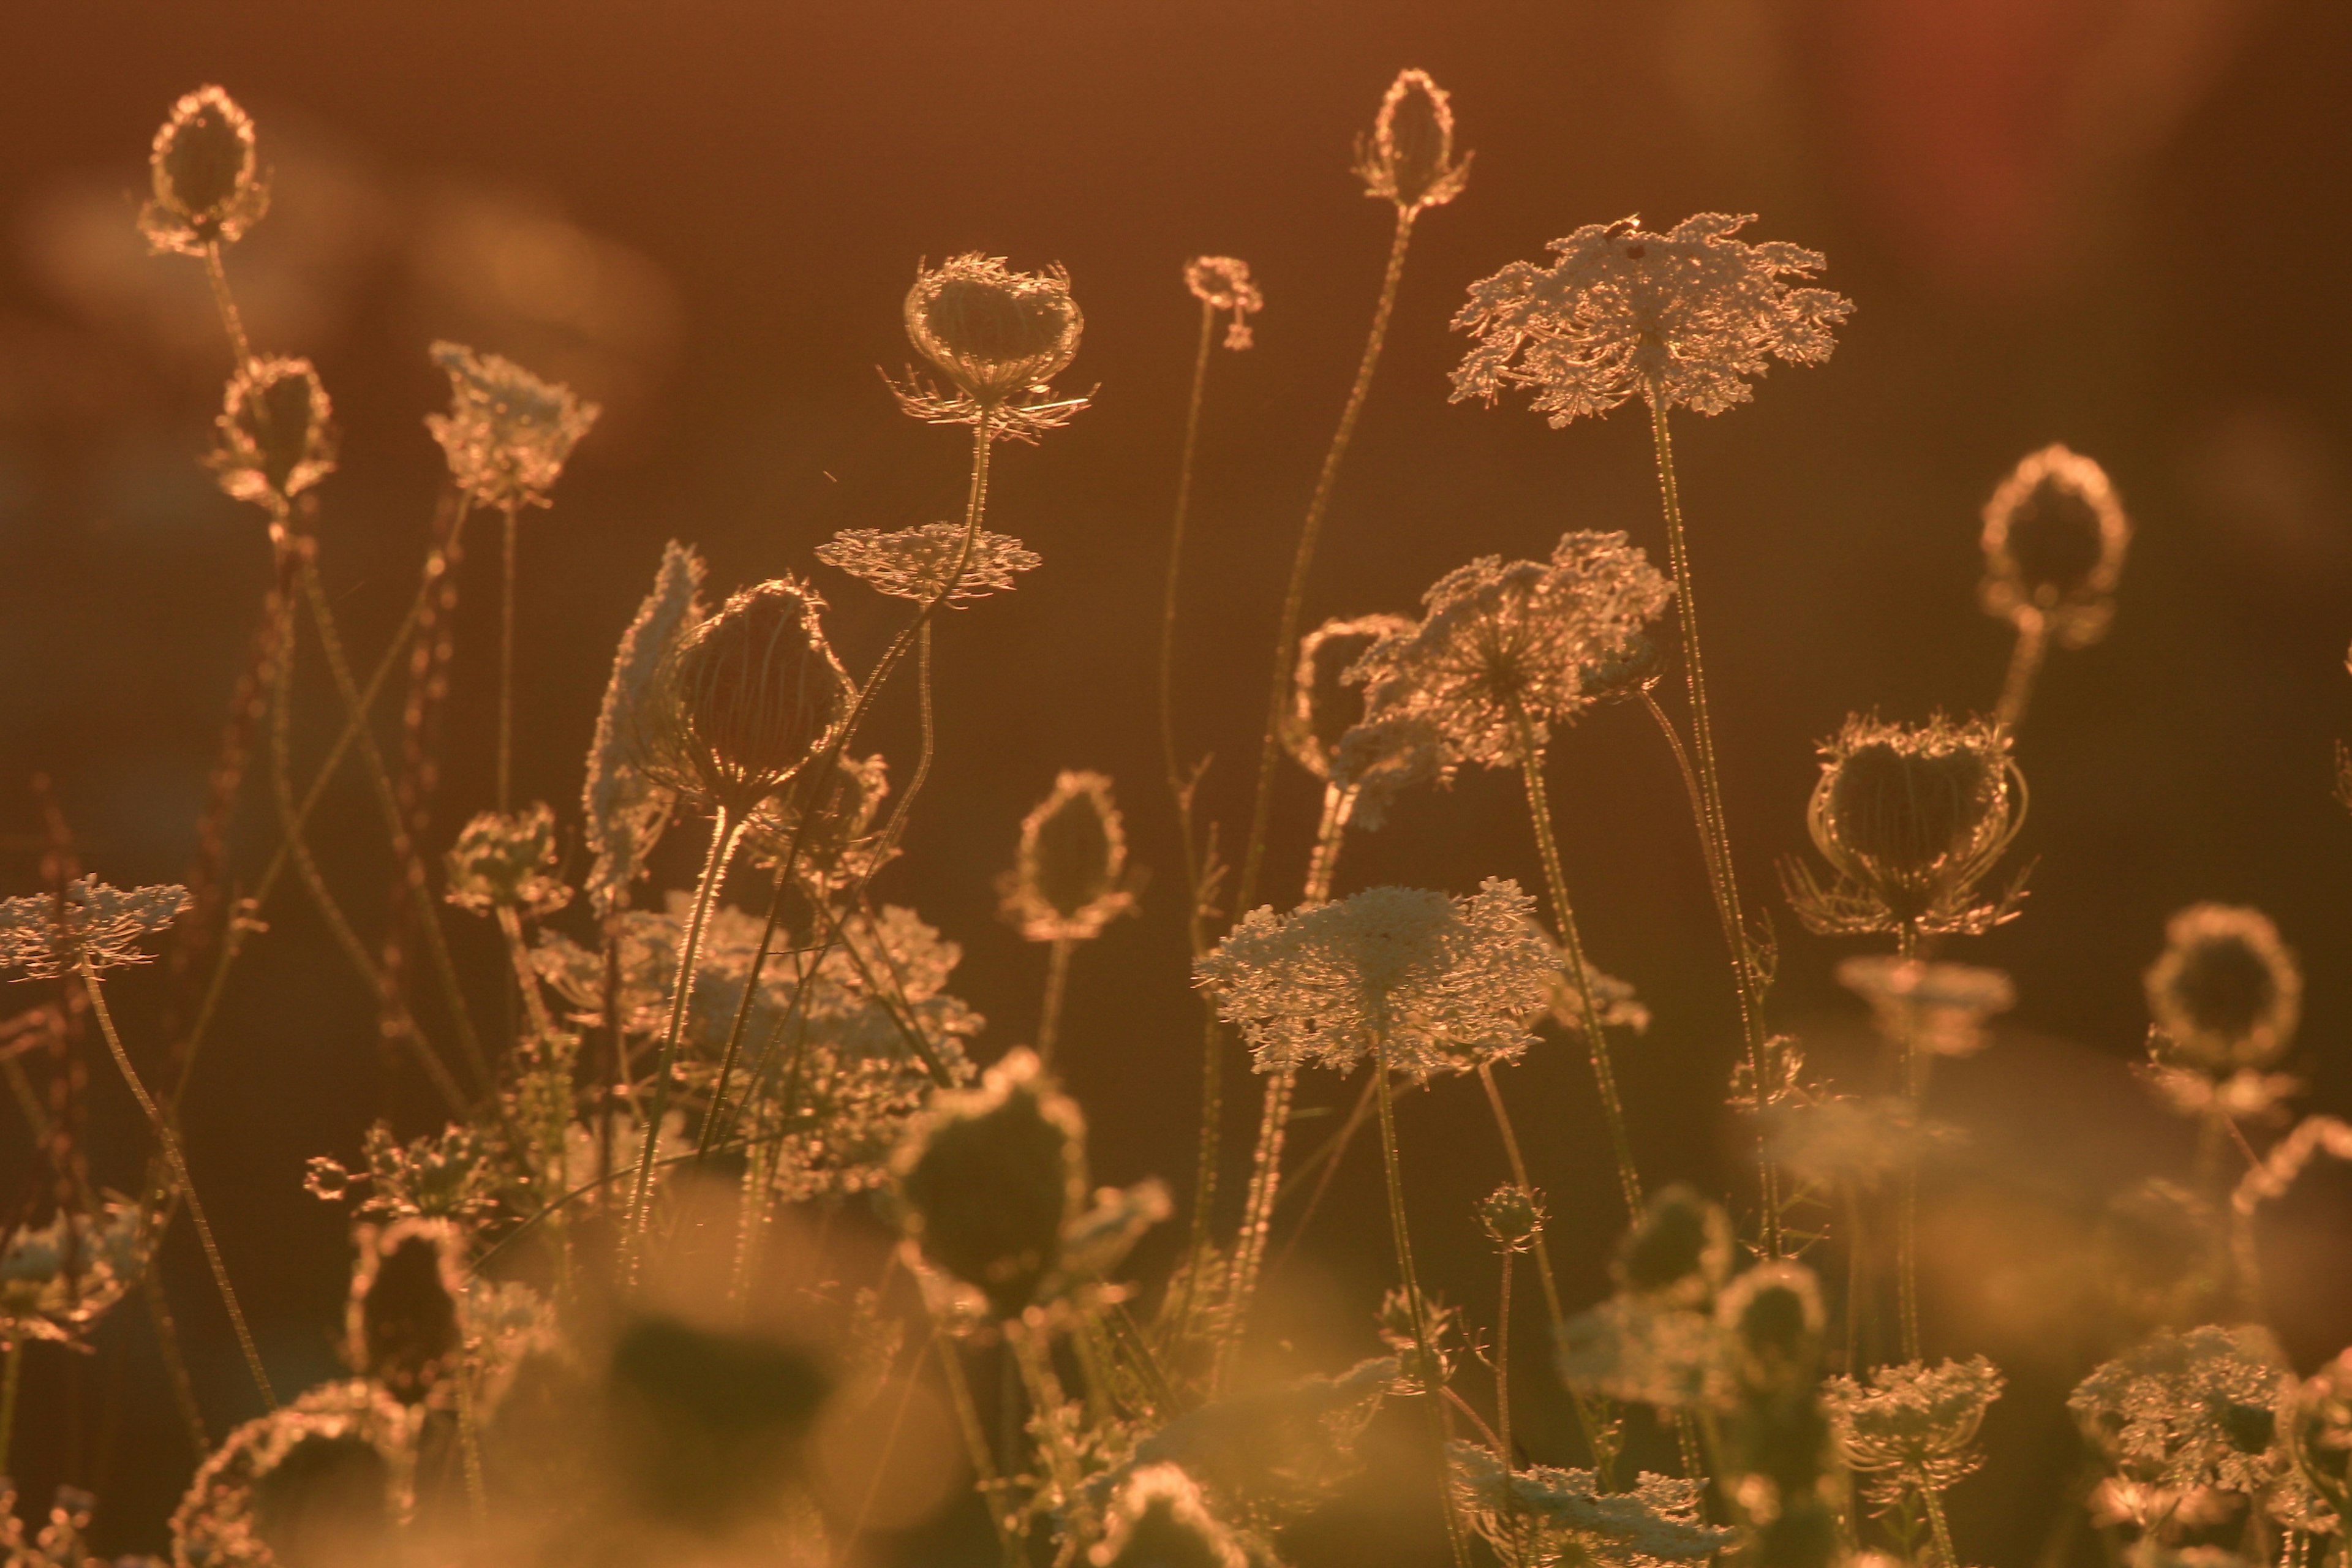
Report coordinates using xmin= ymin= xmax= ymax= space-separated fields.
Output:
xmin=1476 ymin=1063 xmax=1564 ymax=1328
xmin=497 ymin=502 xmax=519 ymax=812
xmin=1896 ymin=924 xmax=1924 ymax=1364
xmin=1996 ymin=612 xmax=2049 ymax=734
xmin=1373 ymin=1065 xmax=1472 ymax=1568
xmin=202 ymin=243 xmax=254 ymax=368
xmin=1160 ymin=297 xmax=1219 ymax=957
xmin=1922 ymin=1479 xmax=1959 ymax=1568
xmin=1036 ymin=937 xmax=1074 ymax=1065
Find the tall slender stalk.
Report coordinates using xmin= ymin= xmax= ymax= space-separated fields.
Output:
xmin=0 ymin=1341 xmax=19 ymax=1479
xmin=1373 ymin=1065 xmax=1472 ymax=1568
xmin=1895 ymin=925 xmax=1924 ymax=1364
xmin=497 ymin=502 xmax=520 ymax=811
xmin=1996 ymin=612 xmax=2049 ymax=733
xmin=202 ymin=243 xmax=253 ymax=368
xmin=1645 ymin=396 xmax=1781 ymax=1256
xmin=1035 ymin=938 xmax=1073 ymax=1065
xmin=1159 ymin=296 xmax=1219 ymax=956
xmin=1922 ymin=1479 xmax=1959 ymax=1568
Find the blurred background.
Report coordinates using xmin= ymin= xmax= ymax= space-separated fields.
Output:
xmin=1 ymin=0 xmax=2349 ymax=1558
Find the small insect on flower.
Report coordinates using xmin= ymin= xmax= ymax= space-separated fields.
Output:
xmin=1355 ymin=69 xmax=1472 ymax=214
xmin=1452 ymin=213 xmax=1852 ymax=424
xmin=1981 ymin=444 xmax=2131 ymax=649
xmin=1185 ymin=255 xmax=1265 ymax=350
xmin=633 ymin=577 xmax=855 ymax=818
xmin=894 ymin=254 xmax=1087 ymax=438
xmin=1193 ymin=880 xmax=1554 ymax=1079
xmin=209 ymin=357 xmax=337 ymax=521
xmin=138 ymin=85 xmax=269 ymax=255
xmin=816 ymin=521 xmax=1041 ymax=605
xmin=1822 ymin=1356 xmax=2005 ymax=1510
xmin=2070 ymin=1325 xmax=2290 ymax=1498
xmin=1837 ymin=955 xmax=2016 ymax=1058
xmin=2145 ymin=903 xmax=2301 ymax=1074
xmin=0 ymin=877 xmax=190 ymax=981
xmin=2 ymin=1200 xmax=146 ymax=1349
xmin=1782 ymin=714 xmax=2028 ymax=940
xmin=1000 ymin=771 xmax=1140 ymax=944
xmin=1090 ymin=1463 xmax=1248 ymax=1568
xmin=425 ymin=341 xmax=601 ymax=510
xmin=443 ymin=802 xmax=573 ymax=919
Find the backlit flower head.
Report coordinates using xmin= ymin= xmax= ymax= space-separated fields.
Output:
xmin=2146 ymin=904 xmax=2301 ymax=1074
xmin=816 ymin=522 xmax=1041 ymax=606
xmin=582 ymin=540 xmax=705 ymax=916
xmin=0 ymin=877 xmax=190 ymax=981
xmin=742 ymin=750 xmax=894 ymax=892
xmin=1823 ymin=1356 xmax=2004 ymax=1509
xmin=1 ymin=1200 xmax=145 ymax=1349
xmin=1351 ymin=532 xmax=1673 ymax=774
xmin=1716 ymin=1260 xmax=1826 ymax=1371
xmin=1981 ymin=444 xmax=2130 ymax=649
xmin=893 ymin=254 xmax=1088 ymax=439
xmin=1452 ymin=213 xmax=1850 ymax=423
xmin=2070 ymin=1325 xmax=2290 ymax=1497
xmin=1090 ymin=1463 xmax=1248 ymax=1568
xmin=1478 ymin=1183 xmax=1546 ymax=1254
xmin=1783 ymin=713 xmax=2027 ymax=938
xmin=1556 ymin=1295 xmax=1727 ymax=1411
xmin=425 ymin=341 xmax=601 ymax=510
xmin=1185 ymin=256 xmax=1264 ymax=350
xmin=1448 ymin=1443 xmax=1731 ymax=1567
xmin=1614 ymin=1184 xmax=1733 ymax=1307
xmin=1000 ymin=771 xmax=1140 ymax=944
xmin=138 ymin=85 xmax=269 ymax=255
xmin=171 ymin=1381 xmax=417 ymax=1566
xmin=1837 ymin=956 xmax=2015 ymax=1058
xmin=1194 ymin=880 xmax=1553 ymax=1078
xmin=345 ymin=1218 xmax=464 ymax=1403
xmin=209 ymin=357 xmax=336 ymax=519
xmin=1284 ymin=614 xmax=1414 ymax=782
xmin=443 ymin=803 xmax=572 ymax=919
xmin=1355 ymin=70 xmax=1471 ymax=214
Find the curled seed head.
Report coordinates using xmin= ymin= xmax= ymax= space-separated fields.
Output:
xmin=2146 ymin=903 xmax=2301 ymax=1073
xmin=904 ymin=254 xmax=1083 ymax=408
xmin=1001 ymin=771 xmax=1138 ymax=943
xmin=139 ymin=85 xmax=269 ymax=254
xmin=1980 ymin=445 xmax=2130 ymax=648
xmin=1284 ymin=614 xmax=1412 ymax=780
xmin=1355 ymin=69 xmax=1471 ymax=213
xmin=209 ymin=357 xmax=337 ymax=519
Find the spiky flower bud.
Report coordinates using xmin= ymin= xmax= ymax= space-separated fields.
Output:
xmin=1184 ymin=256 xmax=1264 ymax=350
xmin=1614 ymin=1184 xmax=1732 ymax=1305
xmin=138 ymin=86 xmax=269 ymax=255
xmin=635 ymin=578 xmax=854 ymax=818
xmin=1000 ymin=771 xmax=1139 ymax=943
xmin=209 ymin=357 xmax=336 ymax=519
xmin=443 ymin=803 xmax=572 ymax=918
xmin=904 ymin=254 xmax=1083 ymax=409
xmin=1355 ymin=69 xmax=1472 ymax=213
xmin=2145 ymin=903 xmax=2301 ymax=1074
xmin=1477 ymin=1184 xmax=1545 ymax=1254
xmin=1980 ymin=444 xmax=2130 ymax=648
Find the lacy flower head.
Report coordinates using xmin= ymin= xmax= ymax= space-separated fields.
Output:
xmin=443 ymin=802 xmax=572 ymax=919
xmin=743 ymin=749 xmax=894 ymax=892
xmin=1452 ymin=213 xmax=1850 ymax=423
xmin=138 ymin=85 xmax=268 ymax=254
xmin=1448 ymin=1444 xmax=1730 ymax=1568
xmin=1837 ymin=955 xmax=2015 ymax=1058
xmin=816 ymin=521 xmax=1041 ymax=606
xmin=1000 ymin=771 xmax=1140 ymax=943
xmin=1355 ymin=69 xmax=1471 ymax=214
xmin=1185 ymin=255 xmax=1264 ymax=350
xmin=1823 ymin=1356 xmax=2005 ymax=1509
xmin=2070 ymin=1325 xmax=2290 ymax=1498
xmin=1980 ymin=444 xmax=2132 ymax=649
xmin=2145 ymin=904 xmax=2301 ymax=1074
xmin=1194 ymin=879 xmax=1553 ymax=1078
xmin=894 ymin=253 xmax=1087 ymax=438
xmin=1090 ymin=1463 xmax=1248 ymax=1568
xmin=2 ymin=1200 xmax=146 ymax=1348
xmin=1350 ymin=532 xmax=1673 ymax=773
xmin=1783 ymin=713 xmax=2027 ymax=938
xmin=426 ymin=341 xmax=601 ymax=510
xmin=209 ymin=357 xmax=337 ymax=521
xmin=633 ymin=576 xmax=854 ymax=817
xmin=0 ymin=877 xmax=190 ymax=980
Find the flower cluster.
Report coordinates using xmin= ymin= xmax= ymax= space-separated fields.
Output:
xmin=443 ymin=802 xmax=573 ymax=918
xmin=1836 ymin=955 xmax=2015 ymax=1058
xmin=0 ymin=877 xmax=190 ymax=980
xmin=2070 ymin=1325 xmax=2290 ymax=1498
xmin=1 ymin=1200 xmax=146 ymax=1349
xmin=425 ymin=341 xmax=601 ymax=510
xmin=1822 ymin=1356 xmax=2005 ymax=1509
xmin=1448 ymin=1443 xmax=1730 ymax=1568
xmin=816 ymin=521 xmax=1041 ymax=605
xmin=1355 ymin=69 xmax=1471 ymax=214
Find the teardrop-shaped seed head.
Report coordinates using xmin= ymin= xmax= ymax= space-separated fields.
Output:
xmin=140 ymin=85 xmax=270 ymax=253
xmin=1002 ymin=771 xmax=1137 ymax=942
xmin=905 ymin=254 xmax=1083 ymax=407
xmin=1356 ymin=69 xmax=1471 ymax=212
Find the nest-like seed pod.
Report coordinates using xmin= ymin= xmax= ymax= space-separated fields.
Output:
xmin=905 ymin=254 xmax=1083 ymax=408
xmin=1000 ymin=771 xmax=1138 ymax=943
xmin=139 ymin=85 xmax=270 ymax=254
xmin=1613 ymin=1183 xmax=1732 ymax=1305
xmin=1283 ymin=614 xmax=1412 ymax=780
xmin=636 ymin=578 xmax=853 ymax=819
xmin=209 ymin=357 xmax=336 ymax=516
xmin=1808 ymin=714 xmax=2022 ymax=929
xmin=347 ymin=1219 xmax=462 ymax=1403
xmin=1477 ymin=1184 xmax=1545 ymax=1254
xmin=1980 ymin=444 xmax=2130 ymax=648
xmin=1354 ymin=69 xmax=1472 ymax=214
xmin=2145 ymin=903 xmax=2301 ymax=1073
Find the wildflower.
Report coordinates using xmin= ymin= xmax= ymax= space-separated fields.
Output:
xmin=633 ymin=577 xmax=855 ymax=818
xmin=1 ymin=1200 xmax=145 ymax=1348
xmin=1615 ymin=1184 xmax=1733 ymax=1306
xmin=1556 ymin=1295 xmax=1725 ymax=1411
xmin=1823 ymin=1356 xmax=2004 ymax=1510
xmin=742 ymin=750 xmax=895 ymax=892
xmin=347 ymin=1218 xmax=463 ymax=1402
xmin=1716 ymin=1260 xmax=1826 ymax=1369
xmin=1355 ymin=70 xmax=1471 ymax=214
xmin=1193 ymin=879 xmax=1554 ymax=1078
xmin=1448 ymin=1444 xmax=1732 ymax=1567
xmin=1836 ymin=955 xmax=2015 ymax=1058
xmin=443 ymin=802 xmax=571 ymax=918
xmin=1284 ymin=614 xmax=1414 ymax=781
xmin=1782 ymin=713 xmax=2027 ymax=938
xmin=171 ymin=1381 xmax=417 ymax=1567
xmin=894 ymin=254 xmax=1087 ymax=438
xmin=1001 ymin=771 xmax=1140 ymax=943
xmin=424 ymin=341 xmax=601 ymax=510
xmin=138 ymin=85 xmax=269 ymax=255
xmin=2070 ymin=1325 xmax=2290 ymax=1496
xmin=1185 ymin=255 xmax=1264 ymax=350
xmin=1350 ymin=532 xmax=1673 ymax=773
xmin=582 ymin=541 xmax=704 ymax=915
xmin=1329 ymin=714 xmax=1443 ymax=830
xmin=1980 ymin=444 xmax=2131 ymax=649
xmin=1376 ymin=1284 xmax=1466 ymax=1392
xmin=0 ymin=877 xmax=190 ymax=981
xmin=2145 ymin=904 xmax=2301 ymax=1074
xmin=1452 ymin=213 xmax=1851 ymax=423
xmin=1478 ymin=1183 xmax=1546 ymax=1253
xmin=815 ymin=521 xmax=1041 ymax=605
xmin=208 ymin=357 xmax=337 ymax=517
xmin=306 ymin=1121 xmax=507 ymax=1227
xmin=1090 ymin=1463 xmax=1248 ymax=1568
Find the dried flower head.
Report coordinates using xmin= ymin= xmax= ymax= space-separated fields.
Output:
xmin=138 ymin=85 xmax=268 ymax=255
xmin=1185 ymin=255 xmax=1264 ymax=350
xmin=2070 ymin=1325 xmax=2290 ymax=1497
xmin=209 ymin=357 xmax=336 ymax=518
xmin=1284 ymin=614 xmax=1414 ymax=782
xmin=1615 ymin=1184 xmax=1733 ymax=1306
xmin=1090 ymin=1463 xmax=1248 ymax=1568
xmin=742 ymin=750 xmax=895 ymax=892
xmin=1452 ymin=213 xmax=1850 ymax=423
xmin=1784 ymin=714 xmax=2027 ymax=938
xmin=346 ymin=1219 xmax=464 ymax=1403
xmin=1351 ymin=532 xmax=1673 ymax=773
xmin=894 ymin=254 xmax=1087 ymax=438
xmin=1 ymin=1200 xmax=145 ymax=1349
xmin=816 ymin=521 xmax=1041 ymax=605
xmin=1448 ymin=1443 xmax=1732 ymax=1567
xmin=1980 ymin=444 xmax=2130 ymax=649
xmin=0 ymin=877 xmax=190 ymax=981
xmin=2145 ymin=904 xmax=2301 ymax=1074
xmin=443 ymin=803 xmax=572 ymax=918
xmin=1000 ymin=771 xmax=1139 ymax=943
xmin=1355 ymin=70 xmax=1472 ymax=213
xmin=425 ymin=341 xmax=600 ymax=510
xmin=1837 ymin=956 xmax=2015 ymax=1058
xmin=635 ymin=576 xmax=854 ymax=817
xmin=1194 ymin=879 xmax=1554 ymax=1078
xmin=171 ymin=1381 xmax=416 ymax=1568
xmin=1823 ymin=1357 xmax=2005 ymax=1509
xmin=1478 ymin=1183 xmax=1546 ymax=1254
xmin=583 ymin=541 xmax=704 ymax=916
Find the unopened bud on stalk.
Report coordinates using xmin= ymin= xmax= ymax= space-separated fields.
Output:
xmin=1477 ymin=1184 xmax=1545 ymax=1254
xmin=904 ymin=254 xmax=1083 ymax=408
xmin=139 ymin=85 xmax=270 ymax=254
xmin=209 ymin=356 xmax=336 ymax=517
xmin=1355 ymin=69 xmax=1472 ymax=213
xmin=1000 ymin=771 xmax=1139 ymax=943
xmin=1980 ymin=444 xmax=2130 ymax=647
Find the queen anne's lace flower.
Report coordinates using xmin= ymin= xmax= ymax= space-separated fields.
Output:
xmin=1452 ymin=213 xmax=1850 ymax=423
xmin=1351 ymin=532 xmax=1672 ymax=773
xmin=1 ymin=1200 xmax=145 ymax=1348
xmin=1194 ymin=880 xmax=1553 ymax=1077
xmin=425 ymin=341 xmax=601 ymax=509
xmin=2070 ymin=1325 xmax=2291 ymax=1497
xmin=1185 ymin=256 xmax=1264 ymax=350
xmin=816 ymin=522 xmax=1041 ymax=605
xmin=892 ymin=254 xmax=1089 ymax=440
xmin=1837 ymin=956 xmax=2015 ymax=1058
xmin=1823 ymin=1356 xmax=2005 ymax=1509
xmin=0 ymin=878 xmax=190 ymax=980
xmin=1449 ymin=1443 xmax=1730 ymax=1567
xmin=443 ymin=803 xmax=571 ymax=918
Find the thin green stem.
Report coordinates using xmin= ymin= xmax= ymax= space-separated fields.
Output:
xmin=1494 ymin=1247 xmax=1515 ymax=1468
xmin=495 ymin=905 xmax=560 ymax=1047
xmin=933 ymin=1328 xmax=1020 ymax=1567
xmin=497 ymin=502 xmax=519 ymax=812
xmin=453 ymin=1360 xmax=490 ymax=1528
xmin=81 ymin=960 xmax=276 ymax=1410
xmin=143 ymin=1268 xmax=209 ymax=1458
xmin=1218 ymin=1067 xmax=1294 ymax=1387
xmin=1303 ymin=783 xmax=1356 ymax=907
xmin=1036 ymin=938 xmax=1074 ymax=1065
xmin=1996 ymin=612 xmax=2049 ymax=734
xmin=1373 ymin=1066 xmax=1472 ymax=1568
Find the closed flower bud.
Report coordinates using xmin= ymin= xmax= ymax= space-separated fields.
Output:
xmin=138 ymin=86 xmax=270 ymax=255
xmin=2145 ymin=903 xmax=2301 ymax=1073
xmin=1355 ymin=69 xmax=1472 ymax=214
xmin=1615 ymin=1183 xmax=1733 ymax=1305
xmin=636 ymin=578 xmax=854 ymax=818
xmin=1000 ymin=771 xmax=1139 ymax=943
xmin=347 ymin=1219 xmax=462 ymax=1403
xmin=1980 ymin=444 xmax=2130 ymax=648
xmin=904 ymin=254 xmax=1083 ymax=409
xmin=1477 ymin=1184 xmax=1545 ymax=1254
xmin=209 ymin=357 xmax=336 ymax=519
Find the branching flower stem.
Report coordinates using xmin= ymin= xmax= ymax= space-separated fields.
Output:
xmin=1373 ymin=1064 xmax=1473 ymax=1568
